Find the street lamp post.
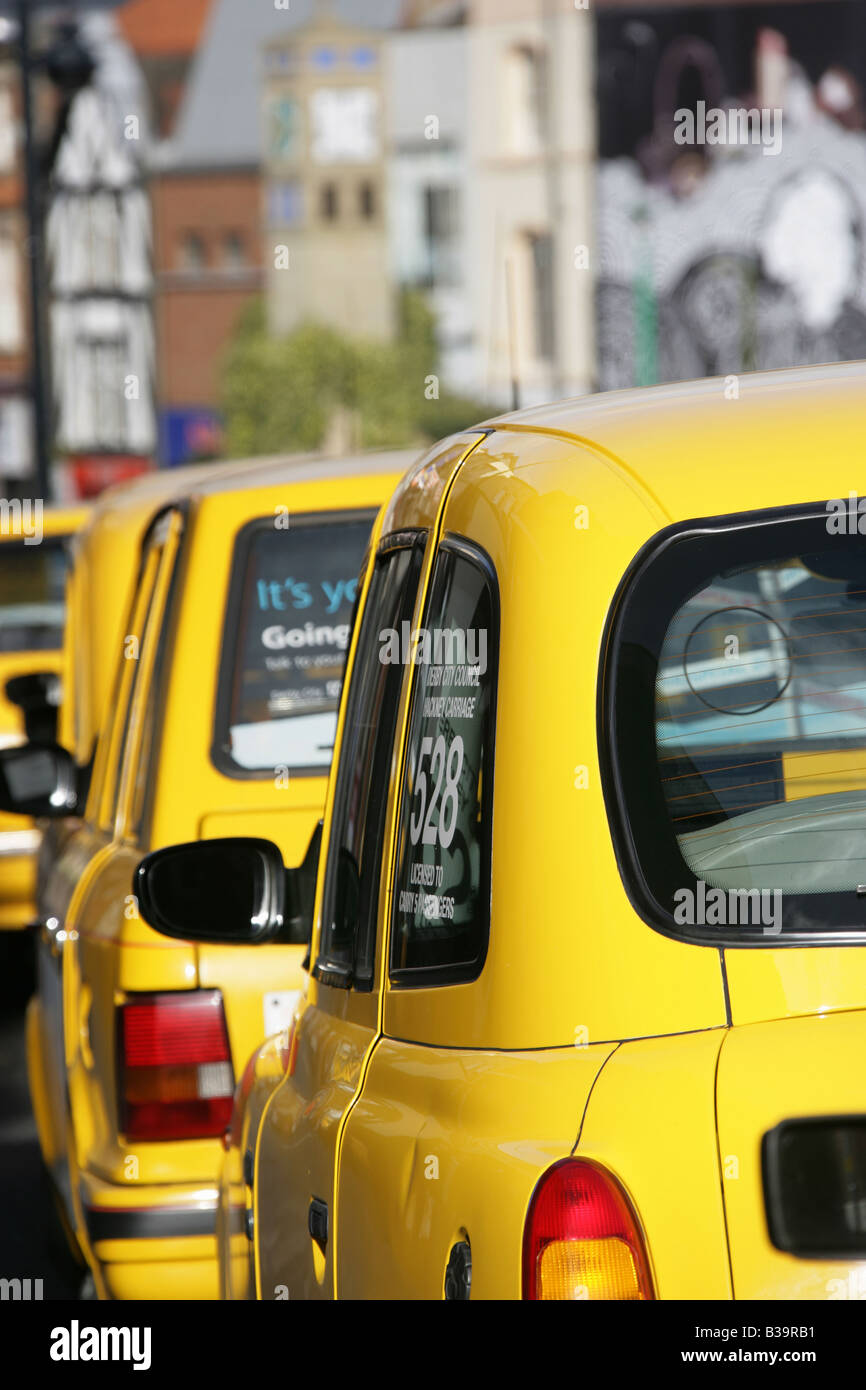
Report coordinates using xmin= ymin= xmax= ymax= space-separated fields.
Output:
xmin=16 ymin=0 xmax=50 ymax=500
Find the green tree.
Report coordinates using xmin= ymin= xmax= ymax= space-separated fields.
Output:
xmin=219 ymin=292 xmax=496 ymax=459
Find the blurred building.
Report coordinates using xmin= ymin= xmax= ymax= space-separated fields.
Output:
xmin=0 ymin=41 xmax=30 ymax=484
xmin=115 ymin=0 xmax=595 ymax=461
xmin=47 ymin=13 xmax=157 ymax=495
xmin=387 ymin=22 xmax=472 ymax=389
xmin=259 ymin=0 xmax=595 ymax=409
xmin=263 ymin=9 xmax=392 ymax=342
xmin=116 ymin=0 xmax=212 ymax=138
xmin=149 ymin=0 xmax=400 ymax=464
xmin=119 ymin=0 xmax=240 ymax=468
xmin=11 ymin=0 xmax=861 ymax=485
xmin=0 ymin=1 xmax=214 ymax=495
xmin=466 ymin=0 xmax=595 ymax=404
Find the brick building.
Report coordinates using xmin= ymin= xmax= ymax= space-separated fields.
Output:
xmin=148 ymin=0 xmax=400 ymax=465
xmin=117 ymin=0 xmax=228 ymax=465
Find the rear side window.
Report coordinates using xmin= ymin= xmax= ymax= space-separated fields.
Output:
xmin=604 ymin=505 xmax=866 ymax=943
xmin=317 ymin=536 xmax=424 ymax=990
xmin=0 ymin=537 xmax=71 ymax=652
xmin=213 ymin=513 xmax=374 ymax=777
xmin=390 ymin=539 xmax=498 ymax=985
xmin=94 ymin=511 xmax=181 ymax=833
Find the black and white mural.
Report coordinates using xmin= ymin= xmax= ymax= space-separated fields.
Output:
xmin=595 ymin=3 xmax=866 ymax=390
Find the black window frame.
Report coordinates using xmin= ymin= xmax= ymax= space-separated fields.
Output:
xmin=600 ymin=499 xmax=866 ymax=949
xmin=388 ymin=534 xmax=500 ymax=990
xmin=211 ymin=508 xmax=377 ymax=783
xmin=314 ymin=529 xmax=427 ymax=992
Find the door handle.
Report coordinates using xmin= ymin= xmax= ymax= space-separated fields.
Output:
xmin=308 ymin=1196 xmax=328 ymax=1252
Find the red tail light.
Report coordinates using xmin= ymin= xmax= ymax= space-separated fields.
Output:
xmin=119 ymin=991 xmax=234 ymax=1141
xmin=523 ymin=1159 xmax=655 ymax=1300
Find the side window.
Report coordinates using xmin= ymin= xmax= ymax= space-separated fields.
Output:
xmin=390 ymin=541 xmax=498 ymax=985
xmin=88 ymin=513 xmax=179 ymax=834
xmin=317 ymin=538 xmax=424 ymax=990
xmin=112 ymin=514 xmax=181 ymax=837
xmin=86 ymin=544 xmax=161 ymax=831
xmin=125 ymin=543 xmax=182 ymax=846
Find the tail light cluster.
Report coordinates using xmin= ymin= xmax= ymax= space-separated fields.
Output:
xmin=523 ymin=1159 xmax=654 ymax=1300
xmin=119 ymin=991 xmax=234 ymax=1141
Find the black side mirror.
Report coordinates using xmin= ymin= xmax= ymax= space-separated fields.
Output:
xmin=6 ymin=672 xmax=61 ymax=744
xmin=135 ymin=824 xmax=323 ymax=949
xmin=0 ymin=742 xmax=80 ymax=818
xmin=136 ymin=837 xmax=287 ymax=945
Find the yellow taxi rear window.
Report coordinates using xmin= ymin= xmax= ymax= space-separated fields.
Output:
xmin=214 ymin=514 xmax=373 ymax=776
xmin=604 ymin=505 xmax=866 ymax=942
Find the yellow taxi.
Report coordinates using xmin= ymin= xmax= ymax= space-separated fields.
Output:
xmin=25 ymin=461 xmax=261 ymax=1248
xmin=3 ymin=450 xmax=408 ymax=1299
xmin=140 ymin=362 xmax=866 ymax=1299
xmin=58 ymin=463 xmax=248 ymax=778
xmin=0 ymin=503 xmax=87 ymax=930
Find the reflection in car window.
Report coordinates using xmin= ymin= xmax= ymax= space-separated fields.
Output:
xmin=217 ymin=517 xmax=373 ymax=775
xmin=390 ymin=543 xmax=496 ymax=984
xmin=318 ymin=540 xmax=423 ymax=988
xmin=608 ymin=511 xmax=866 ymax=940
xmin=0 ymin=538 xmax=70 ymax=652
xmin=658 ymin=553 xmax=866 ymax=897
xmin=128 ymin=556 xmax=182 ymax=847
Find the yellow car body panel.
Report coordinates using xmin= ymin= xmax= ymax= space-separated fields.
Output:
xmin=724 ymin=946 xmax=866 ymax=1027
xmin=218 ymin=1032 xmax=286 ymax=1301
xmin=0 ymin=504 xmax=88 ymax=928
xmin=573 ymin=1030 xmax=733 ymax=1300
xmin=715 ymin=1010 xmax=866 ymax=1300
xmin=335 ymin=1039 xmax=617 ymax=1299
xmin=31 ymin=451 xmax=408 ymax=1299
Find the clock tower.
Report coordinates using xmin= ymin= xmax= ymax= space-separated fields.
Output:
xmin=262 ymin=4 xmax=392 ymax=342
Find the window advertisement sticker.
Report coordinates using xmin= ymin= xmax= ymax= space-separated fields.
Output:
xmin=390 ymin=548 xmax=495 ymax=980
xmin=222 ymin=518 xmax=372 ymax=772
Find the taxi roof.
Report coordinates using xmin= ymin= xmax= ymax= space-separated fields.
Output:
xmin=82 ymin=448 xmax=418 ymax=546
xmin=481 ymin=360 xmax=866 ymax=524
xmin=185 ymin=448 xmax=419 ymax=499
